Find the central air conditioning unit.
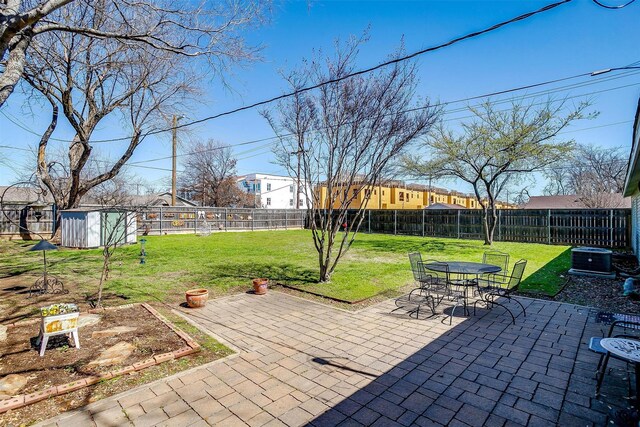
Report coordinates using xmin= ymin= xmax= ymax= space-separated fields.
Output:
xmin=568 ymin=247 xmax=615 ymax=279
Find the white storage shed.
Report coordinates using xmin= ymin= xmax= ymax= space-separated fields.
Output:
xmin=61 ymin=209 xmax=137 ymax=248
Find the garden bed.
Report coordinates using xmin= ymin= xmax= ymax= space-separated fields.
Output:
xmin=0 ymin=304 xmax=229 ymax=426
xmin=554 ymin=275 xmax=640 ymax=314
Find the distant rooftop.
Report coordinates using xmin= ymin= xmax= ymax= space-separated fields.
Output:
xmin=424 ymin=202 xmax=466 ymax=210
xmin=522 ymin=194 xmax=631 ymax=209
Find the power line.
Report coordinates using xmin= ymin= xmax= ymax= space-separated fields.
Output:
xmin=1 ymin=0 xmax=574 ymax=147
xmin=0 ymin=144 xmax=183 ymax=173
xmin=129 ymin=69 xmax=640 ymax=166
xmin=4 ymin=71 xmax=638 ymax=169
xmin=442 ymin=80 xmax=640 ymax=123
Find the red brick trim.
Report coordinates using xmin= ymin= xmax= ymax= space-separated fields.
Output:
xmin=0 ymin=303 xmax=201 ymax=414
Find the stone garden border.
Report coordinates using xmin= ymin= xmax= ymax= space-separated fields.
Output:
xmin=0 ymin=303 xmax=200 ymax=414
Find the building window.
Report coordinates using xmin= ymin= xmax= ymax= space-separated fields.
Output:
xmin=267 ymin=183 xmax=272 ymax=191
xmin=257 ymin=183 xmax=261 ymax=192
xmin=365 ymin=189 xmax=371 ymax=198
xmin=290 ymin=185 xmax=294 ymax=193
xmin=353 ymin=189 xmax=358 ymax=197
xmin=374 ymin=190 xmax=377 ymax=195
xmin=266 ymin=198 xmax=271 ymax=206
xmin=299 ymin=199 xmax=304 ymax=207
xmin=343 ymin=190 xmax=347 ymax=199
xmin=289 ymin=199 xmax=293 ymax=206
xmin=399 ymin=192 xmax=404 ymax=202
xmin=382 ymin=190 xmax=385 ymax=196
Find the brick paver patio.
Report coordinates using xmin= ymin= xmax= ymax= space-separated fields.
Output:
xmin=36 ymin=292 xmax=634 ymax=426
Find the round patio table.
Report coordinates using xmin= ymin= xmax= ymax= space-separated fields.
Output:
xmin=600 ymin=338 xmax=640 ymax=408
xmin=423 ymin=261 xmax=501 ymax=316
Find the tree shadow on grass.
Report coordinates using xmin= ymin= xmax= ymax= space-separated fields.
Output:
xmin=0 ymin=253 xmax=101 ymax=278
xmin=520 ymin=247 xmax=571 ymax=295
xmin=352 ymin=236 xmax=480 ymax=255
xmin=201 ymin=262 xmax=319 ymax=286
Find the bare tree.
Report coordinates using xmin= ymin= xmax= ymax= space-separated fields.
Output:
xmin=263 ymin=37 xmax=439 ymax=282
xmin=20 ymin=0 xmax=263 ymax=237
xmin=95 ymin=207 xmax=138 ymax=308
xmin=179 ymin=139 xmax=249 ymax=207
xmin=1 ymin=0 xmax=268 ymax=107
xmin=544 ymin=144 xmax=629 ymax=207
xmin=405 ymin=98 xmax=592 ymax=245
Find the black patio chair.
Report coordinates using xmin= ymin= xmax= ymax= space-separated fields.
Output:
xmin=394 ymin=253 xmax=439 ymax=319
xmin=423 ymin=260 xmax=466 ymax=325
xmin=473 ymin=259 xmax=527 ymax=324
xmin=590 ymin=320 xmax=640 ymax=397
xmin=482 ymin=250 xmax=510 ymax=282
xmin=394 ymin=254 xmax=458 ymax=321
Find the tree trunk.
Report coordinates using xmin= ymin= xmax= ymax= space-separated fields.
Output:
xmin=319 ymin=262 xmax=330 ymax=282
xmin=97 ymin=250 xmax=110 ymax=307
xmin=482 ymin=207 xmax=492 ymax=245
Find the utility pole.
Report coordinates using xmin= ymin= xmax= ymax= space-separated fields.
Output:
xmin=171 ymin=115 xmax=178 ymax=206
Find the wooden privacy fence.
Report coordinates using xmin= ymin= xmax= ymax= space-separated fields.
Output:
xmin=0 ymin=206 xmax=307 ymax=237
xmin=0 ymin=205 xmax=55 ymax=239
xmin=334 ymin=208 xmax=631 ymax=248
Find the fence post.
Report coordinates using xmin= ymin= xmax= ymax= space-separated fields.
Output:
xmin=610 ymin=209 xmax=614 ymax=248
xmin=368 ymin=210 xmax=371 ymax=233
xmin=394 ymin=210 xmax=397 ymax=235
xmin=194 ymin=208 xmax=197 ymax=234
xmin=285 ymin=210 xmax=288 ymax=230
xmin=498 ymin=210 xmax=502 ymax=241
xmin=224 ymin=208 xmax=227 ymax=231
xmin=422 ymin=209 xmax=425 ymax=237
xmin=159 ymin=206 xmax=163 ymax=235
xmin=457 ymin=210 xmax=461 ymax=239
xmin=547 ymin=209 xmax=551 ymax=244
xmin=251 ymin=209 xmax=254 ymax=231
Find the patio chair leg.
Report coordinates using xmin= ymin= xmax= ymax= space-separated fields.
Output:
xmin=596 ymin=352 xmax=611 ymax=397
xmin=448 ymin=300 xmax=460 ymax=325
xmin=490 ymin=300 xmax=516 ymax=324
xmin=507 ymin=296 xmax=527 ymax=317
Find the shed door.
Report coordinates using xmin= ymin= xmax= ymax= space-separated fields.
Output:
xmin=101 ymin=212 xmax=127 ymax=246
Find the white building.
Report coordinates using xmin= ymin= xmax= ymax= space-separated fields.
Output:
xmin=237 ymin=173 xmax=312 ymax=209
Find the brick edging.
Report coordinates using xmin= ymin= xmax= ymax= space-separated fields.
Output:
xmin=0 ymin=303 xmax=200 ymax=414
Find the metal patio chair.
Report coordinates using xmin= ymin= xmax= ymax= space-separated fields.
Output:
xmin=473 ymin=259 xmax=527 ymax=324
xmin=423 ymin=260 xmax=466 ymax=325
xmin=482 ymin=250 xmax=510 ymax=282
xmin=394 ymin=254 xmax=456 ymax=320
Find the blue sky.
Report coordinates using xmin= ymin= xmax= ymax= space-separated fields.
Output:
xmin=1 ymin=0 xmax=639 ymax=197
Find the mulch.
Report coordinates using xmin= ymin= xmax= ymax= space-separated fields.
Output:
xmin=551 ymin=254 xmax=640 ymax=315
xmin=0 ymin=305 xmax=185 ymax=397
xmin=554 ymin=275 xmax=640 ymax=315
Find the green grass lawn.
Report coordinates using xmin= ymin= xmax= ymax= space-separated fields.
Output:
xmin=0 ymin=230 xmax=570 ymax=306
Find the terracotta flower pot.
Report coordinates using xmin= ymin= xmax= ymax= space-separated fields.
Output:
xmin=185 ymin=288 xmax=209 ymax=308
xmin=252 ymin=278 xmax=268 ymax=295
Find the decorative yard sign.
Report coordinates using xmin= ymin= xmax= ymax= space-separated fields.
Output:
xmin=37 ymin=303 xmax=80 ymax=357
